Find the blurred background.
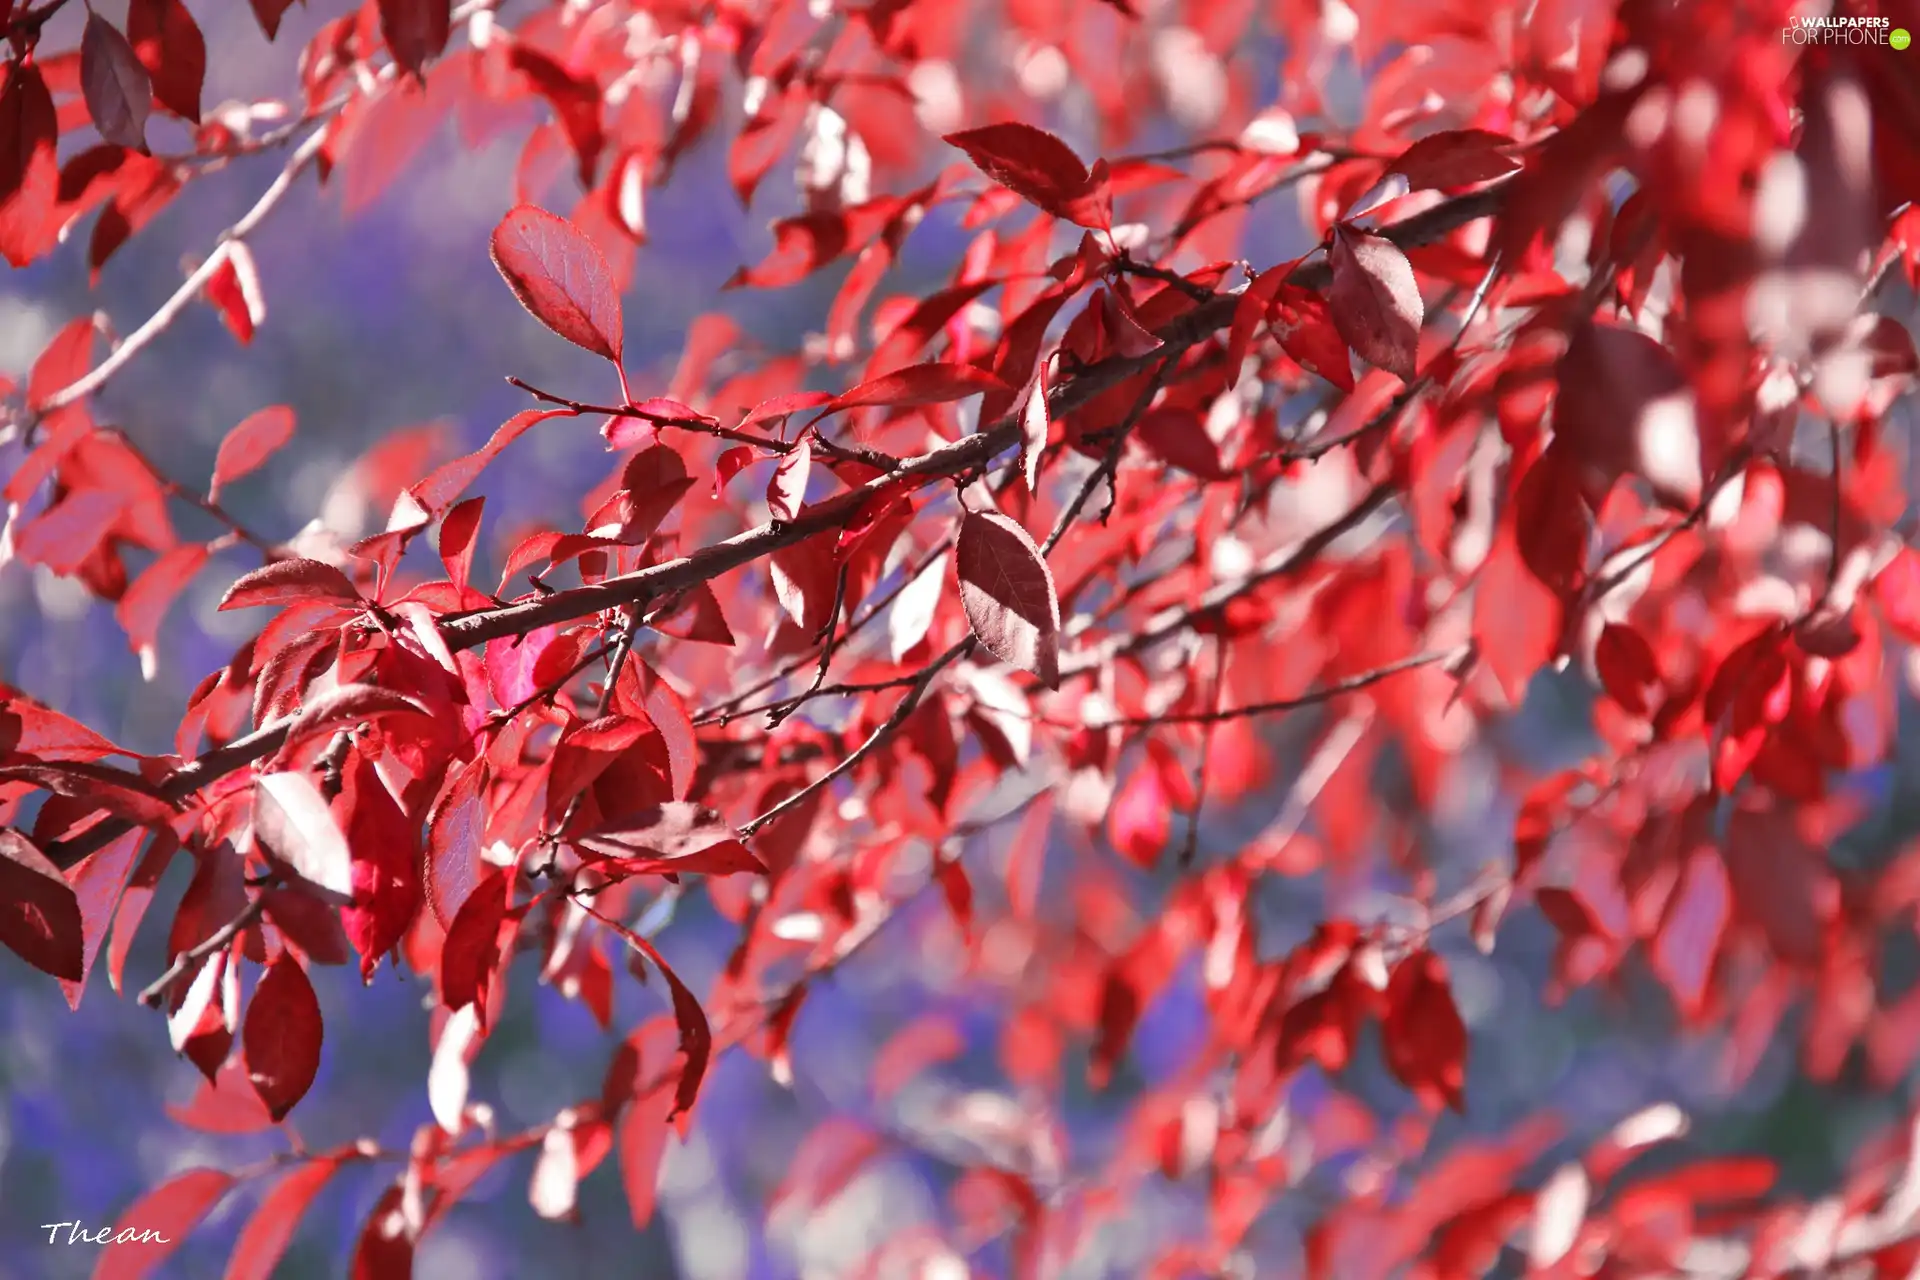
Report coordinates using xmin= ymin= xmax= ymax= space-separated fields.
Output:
xmin=2 ymin=2 xmax=1919 ymax=1278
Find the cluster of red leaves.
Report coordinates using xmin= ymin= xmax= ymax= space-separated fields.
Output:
xmin=6 ymin=0 xmax=1920 ymax=1276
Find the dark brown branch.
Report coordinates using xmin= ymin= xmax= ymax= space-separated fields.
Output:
xmin=137 ymin=896 xmax=266 ymax=1009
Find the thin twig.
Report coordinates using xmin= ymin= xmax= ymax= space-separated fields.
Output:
xmin=138 ymin=897 xmax=267 ymax=1009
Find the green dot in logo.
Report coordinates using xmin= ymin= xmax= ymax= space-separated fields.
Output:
xmin=1894 ymin=27 xmax=1912 ymax=49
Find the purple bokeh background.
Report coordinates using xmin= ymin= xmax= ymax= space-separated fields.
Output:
xmin=0 ymin=4 xmax=1916 ymax=1279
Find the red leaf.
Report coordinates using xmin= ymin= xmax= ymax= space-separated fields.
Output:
xmin=1272 ymin=286 xmax=1357 ymax=392
xmin=944 ymin=122 xmax=1111 ymax=229
xmin=117 ymin=543 xmax=210 ymax=666
xmin=1226 ymin=261 xmax=1294 ymax=384
xmin=81 ymin=14 xmax=152 ymax=153
xmin=1722 ymin=802 xmax=1827 ymax=967
xmin=425 ymin=757 xmax=486 ymax=926
xmin=411 ymin=407 xmax=566 ymax=517
xmin=210 ymin=405 xmax=296 ymax=499
xmin=439 ymin=496 xmax=483 ymax=593
xmin=220 ymin=558 xmax=363 ymax=611
xmin=60 ymin=829 xmax=143 ymax=1010
xmin=225 ymin=1158 xmax=340 ymax=1280
xmin=957 ymin=509 xmax=1060 ymax=686
xmin=592 ymin=912 xmax=712 ymax=1126
xmin=767 ymin=438 xmax=811 ymax=522
xmin=166 ymin=1058 xmax=275 ymax=1135
xmin=824 ymin=361 xmax=1011 ymax=415
xmin=1328 ymin=225 xmax=1423 ymax=382
xmin=243 ymin=953 xmax=323 ymax=1120
xmin=0 ymin=63 xmax=60 ymax=268
xmin=336 ymin=756 xmax=423 ymax=980
xmin=1511 ymin=444 xmax=1591 ymax=596
xmin=248 ymin=0 xmax=299 ymax=40
xmin=489 ymin=204 xmax=625 ymax=364
xmin=126 ymin=0 xmax=205 ymax=124
xmin=1553 ymin=320 xmax=1704 ymax=509
xmin=1387 ymin=129 xmax=1520 ymax=191
xmin=574 ymin=803 xmax=757 ymax=868
xmin=618 ymin=1083 xmax=676 ymax=1228
xmin=0 ymin=829 xmax=84 ymax=981
xmin=1108 ymin=763 xmax=1171 ymax=867
xmin=1382 ymin=949 xmax=1468 ymax=1112
xmin=92 ymin=1167 xmax=234 ymax=1279
xmin=377 ymin=0 xmax=451 ymax=79
xmin=1595 ymin=623 xmax=1662 ymax=715
xmin=277 ymin=684 xmax=436 ymax=761
xmin=439 ymin=866 xmax=510 ymax=1019
xmin=347 ymin=1183 xmax=414 ymax=1279
xmin=872 ymin=1013 xmax=967 ymax=1100
xmin=204 ymin=241 xmax=265 ymax=344
xmin=253 ymin=772 xmax=354 ymax=904
xmin=1473 ymin=525 xmax=1560 ymax=706
xmin=509 ymin=46 xmax=603 ymax=188
xmin=740 ymin=391 xmax=835 ymax=429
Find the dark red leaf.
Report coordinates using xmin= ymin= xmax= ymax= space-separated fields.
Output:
xmin=348 ymin=1183 xmax=414 ymax=1279
xmin=439 ymin=866 xmax=510 ymax=1018
xmin=591 ymin=911 xmax=712 ymax=1126
xmin=1595 ymin=622 xmax=1662 ymax=715
xmin=0 ymin=829 xmax=84 ymax=981
xmin=956 ymin=509 xmax=1061 ymax=687
xmin=377 ymin=0 xmax=451 ymax=79
xmin=0 ymin=63 xmax=60 ymax=268
xmin=243 ymin=953 xmax=323 ymax=1120
xmin=1382 ymin=949 xmax=1468 ymax=1112
xmin=81 ymin=14 xmax=152 ymax=153
xmin=248 ymin=0 xmax=299 ymax=40
xmin=1327 ymin=225 xmax=1423 ymax=382
xmin=944 ymin=123 xmax=1111 ymax=229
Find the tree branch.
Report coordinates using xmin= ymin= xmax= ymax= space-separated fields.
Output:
xmin=29 ymin=178 xmax=1511 ymax=873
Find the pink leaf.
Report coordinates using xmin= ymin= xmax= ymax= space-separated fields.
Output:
xmin=490 ymin=204 xmax=625 ymax=363
xmin=91 ymin=1167 xmax=234 ymax=1280
xmin=219 ymin=558 xmax=363 ymax=612
xmin=1387 ymin=129 xmax=1520 ymax=192
xmin=824 ymin=361 xmax=1011 ymax=416
xmin=224 ymin=1158 xmax=340 ymax=1280
xmin=210 ymin=405 xmax=296 ymax=499
xmin=116 ymin=544 xmax=210 ymax=665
